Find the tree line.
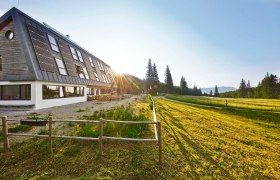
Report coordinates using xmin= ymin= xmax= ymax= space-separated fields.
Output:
xmin=221 ymin=73 xmax=280 ymax=99
xmin=144 ymin=59 xmax=219 ymax=96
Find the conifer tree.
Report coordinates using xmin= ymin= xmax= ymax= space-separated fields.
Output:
xmin=164 ymin=65 xmax=173 ymax=93
xmin=214 ymin=85 xmax=219 ymax=97
xmin=145 ymin=59 xmax=153 ymax=92
xmin=239 ymin=79 xmax=247 ymax=98
xmin=152 ymin=63 xmax=160 ymax=88
xmin=180 ymin=76 xmax=187 ymax=95
xmin=210 ymin=90 xmax=213 ymax=96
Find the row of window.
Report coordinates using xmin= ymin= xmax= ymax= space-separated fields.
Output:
xmin=0 ymin=85 xmax=31 ymax=100
xmin=43 ymin=85 xmax=84 ymax=99
xmin=46 ymin=34 xmax=111 ymax=83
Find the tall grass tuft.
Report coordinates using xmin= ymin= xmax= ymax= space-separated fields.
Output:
xmin=78 ymin=105 xmax=150 ymax=138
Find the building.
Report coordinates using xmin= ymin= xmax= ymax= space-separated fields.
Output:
xmin=0 ymin=7 xmax=116 ymax=110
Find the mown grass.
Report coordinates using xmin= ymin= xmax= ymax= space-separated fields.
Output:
xmin=1 ymin=97 xmax=279 ymax=179
xmin=156 ymin=98 xmax=280 ymax=179
xmin=166 ymin=95 xmax=280 ymax=111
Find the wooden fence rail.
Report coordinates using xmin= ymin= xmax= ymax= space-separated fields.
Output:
xmin=1 ymin=96 xmax=162 ymax=164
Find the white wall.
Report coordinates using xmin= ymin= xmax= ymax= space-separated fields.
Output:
xmin=0 ymin=81 xmax=87 ymax=110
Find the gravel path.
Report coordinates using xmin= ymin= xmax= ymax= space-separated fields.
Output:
xmin=0 ymin=96 xmax=140 ymax=120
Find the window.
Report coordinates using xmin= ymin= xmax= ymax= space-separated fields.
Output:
xmin=55 ymin=58 xmax=67 ymax=75
xmin=97 ymin=61 xmax=104 ymax=71
xmin=83 ymin=67 xmax=90 ymax=79
xmin=97 ymin=61 xmax=101 ymax=70
xmin=102 ymin=74 xmax=108 ymax=83
xmin=43 ymin=85 xmax=84 ymax=99
xmin=76 ymin=65 xmax=85 ymax=79
xmin=0 ymin=55 xmax=2 ymax=71
xmin=70 ymin=46 xmax=78 ymax=60
xmin=43 ymin=85 xmax=59 ymax=99
xmin=76 ymin=50 xmax=84 ymax=62
xmin=47 ymin=35 xmax=59 ymax=52
xmin=100 ymin=63 xmax=104 ymax=71
xmin=104 ymin=74 xmax=109 ymax=83
xmin=94 ymin=72 xmax=99 ymax=81
xmin=5 ymin=30 xmax=14 ymax=40
xmin=89 ymin=56 xmax=94 ymax=67
xmin=0 ymin=85 xmax=31 ymax=100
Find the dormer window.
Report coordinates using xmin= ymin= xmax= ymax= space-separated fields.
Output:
xmin=55 ymin=58 xmax=67 ymax=75
xmin=89 ymin=56 xmax=94 ymax=67
xmin=97 ymin=61 xmax=104 ymax=71
xmin=76 ymin=50 xmax=84 ymax=62
xmin=47 ymin=35 xmax=59 ymax=52
xmin=94 ymin=72 xmax=99 ymax=81
xmin=83 ymin=67 xmax=89 ymax=79
xmin=70 ymin=46 xmax=78 ymax=60
xmin=76 ymin=65 xmax=84 ymax=78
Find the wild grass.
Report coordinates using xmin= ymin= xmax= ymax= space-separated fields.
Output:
xmin=78 ymin=105 xmax=150 ymax=138
xmin=8 ymin=124 xmax=32 ymax=133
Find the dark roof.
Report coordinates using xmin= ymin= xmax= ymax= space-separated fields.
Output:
xmin=0 ymin=7 xmax=115 ymax=87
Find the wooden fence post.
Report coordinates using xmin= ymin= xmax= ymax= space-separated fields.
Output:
xmin=99 ymin=119 xmax=104 ymax=156
xmin=48 ymin=116 xmax=53 ymax=153
xmin=157 ymin=121 xmax=162 ymax=165
xmin=2 ymin=116 xmax=9 ymax=152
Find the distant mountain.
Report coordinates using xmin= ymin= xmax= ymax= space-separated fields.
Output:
xmin=201 ymin=87 xmax=237 ymax=94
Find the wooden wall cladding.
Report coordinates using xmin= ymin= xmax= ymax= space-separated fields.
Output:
xmin=58 ymin=41 xmax=78 ymax=77
xmin=27 ymin=25 xmax=58 ymax=73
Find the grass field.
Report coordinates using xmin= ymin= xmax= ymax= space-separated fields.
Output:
xmin=166 ymin=95 xmax=280 ymax=111
xmin=0 ymin=97 xmax=280 ymax=179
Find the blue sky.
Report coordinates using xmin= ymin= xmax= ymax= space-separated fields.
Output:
xmin=1 ymin=0 xmax=279 ymax=88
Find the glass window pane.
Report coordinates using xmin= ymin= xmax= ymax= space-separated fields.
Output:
xmin=2 ymin=85 xmax=20 ymax=100
xmin=48 ymin=35 xmax=57 ymax=45
xmin=59 ymin=68 xmax=67 ymax=75
xmin=43 ymin=85 xmax=60 ymax=99
xmin=51 ymin=44 xmax=59 ymax=52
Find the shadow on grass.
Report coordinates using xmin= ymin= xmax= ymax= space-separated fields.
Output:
xmin=216 ymin=107 xmax=280 ymax=125
xmin=157 ymin=102 xmax=232 ymax=178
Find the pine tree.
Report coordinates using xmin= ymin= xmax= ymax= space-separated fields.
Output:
xmin=246 ymin=80 xmax=253 ymax=98
xmin=152 ymin=63 xmax=159 ymax=89
xmin=214 ymin=85 xmax=219 ymax=97
xmin=180 ymin=76 xmax=187 ymax=95
xmin=145 ymin=59 xmax=153 ymax=92
xmin=164 ymin=65 xmax=173 ymax=93
xmin=239 ymin=79 xmax=247 ymax=98
xmin=210 ymin=90 xmax=213 ymax=96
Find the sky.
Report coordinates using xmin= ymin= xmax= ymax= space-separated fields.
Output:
xmin=0 ymin=0 xmax=279 ymax=88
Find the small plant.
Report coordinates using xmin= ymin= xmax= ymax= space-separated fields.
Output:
xmin=76 ymin=108 xmax=89 ymax=112
xmin=38 ymin=128 xmax=48 ymax=135
xmin=9 ymin=125 xmax=32 ymax=133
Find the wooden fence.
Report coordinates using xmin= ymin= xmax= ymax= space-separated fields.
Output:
xmin=1 ymin=96 xmax=162 ymax=164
